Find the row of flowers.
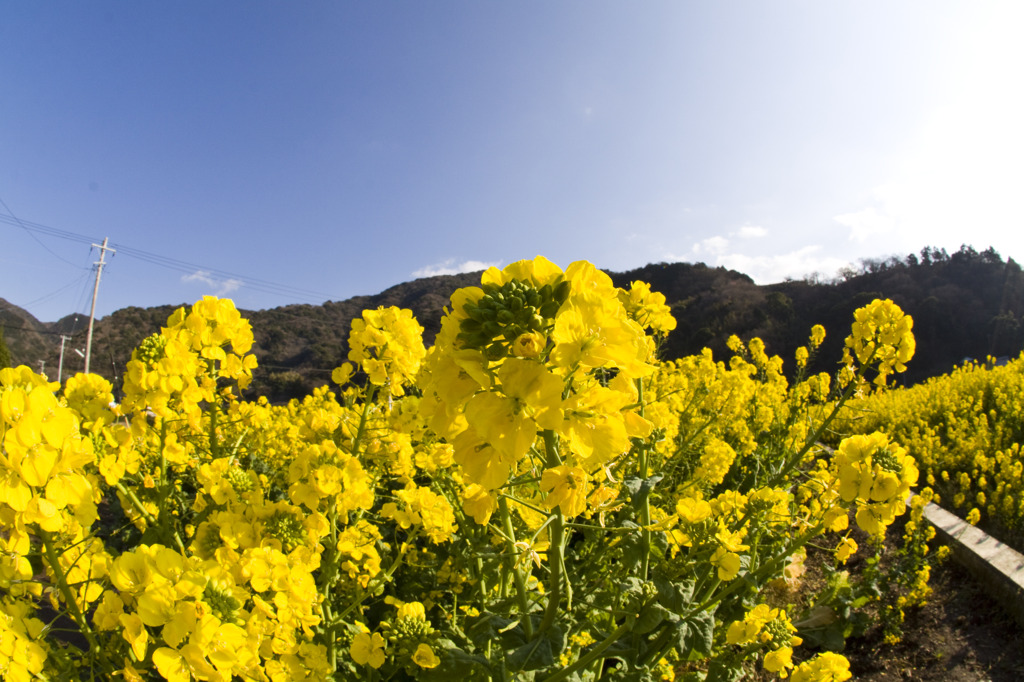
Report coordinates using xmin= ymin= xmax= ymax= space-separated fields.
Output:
xmin=839 ymin=351 xmax=1024 ymax=551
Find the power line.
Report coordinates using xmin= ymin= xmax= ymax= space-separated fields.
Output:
xmin=0 ymin=196 xmax=90 ymax=267
xmin=1 ymin=211 xmax=345 ymax=304
xmin=0 ymin=322 xmax=80 ymax=337
xmin=15 ymin=271 xmax=92 ymax=309
xmin=110 ymin=243 xmax=340 ymax=301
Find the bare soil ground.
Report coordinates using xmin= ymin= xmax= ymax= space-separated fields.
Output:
xmin=843 ymin=548 xmax=1024 ymax=681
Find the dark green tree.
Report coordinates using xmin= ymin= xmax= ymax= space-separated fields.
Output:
xmin=0 ymin=326 xmax=11 ymax=370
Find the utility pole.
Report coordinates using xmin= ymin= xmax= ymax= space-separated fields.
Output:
xmin=57 ymin=335 xmax=84 ymax=383
xmin=85 ymin=237 xmax=115 ymax=374
xmin=57 ymin=334 xmax=72 ymax=383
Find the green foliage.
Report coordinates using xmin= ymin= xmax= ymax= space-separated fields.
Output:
xmin=0 ymin=326 xmax=10 ymax=369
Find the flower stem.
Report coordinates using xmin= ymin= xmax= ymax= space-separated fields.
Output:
xmin=498 ymin=495 xmax=535 ymax=639
xmin=636 ymin=379 xmax=652 ymax=580
xmin=40 ymin=530 xmax=110 ymax=672
xmin=539 ymin=620 xmax=633 ymax=682
xmin=539 ymin=430 xmax=568 ymax=634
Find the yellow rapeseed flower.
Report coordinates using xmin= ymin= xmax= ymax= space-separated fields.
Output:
xmin=540 ymin=465 xmax=590 ymax=518
xmin=350 ymin=631 xmax=386 ymax=668
xmin=412 ymin=642 xmax=441 ymax=669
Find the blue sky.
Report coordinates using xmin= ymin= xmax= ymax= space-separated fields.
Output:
xmin=3 ymin=2 xmax=1023 ymax=322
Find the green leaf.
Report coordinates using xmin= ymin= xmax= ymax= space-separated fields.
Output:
xmin=705 ymin=659 xmax=744 ymax=682
xmin=617 ymin=526 xmax=646 ymax=574
xmin=506 ymin=625 xmax=565 ymax=673
xmin=507 ymin=637 xmax=554 ymax=672
xmin=653 ymin=576 xmax=695 ymax=612
xmin=681 ymin=610 xmax=715 ymax=656
xmin=671 ymin=620 xmax=690 ymax=651
xmin=465 ymin=611 xmax=519 ymax=650
xmin=623 ymin=475 xmax=664 ymax=512
xmin=633 ymin=602 xmax=671 ymax=635
xmin=615 ymin=576 xmax=647 ymax=611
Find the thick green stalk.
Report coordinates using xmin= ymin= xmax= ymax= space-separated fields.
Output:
xmin=208 ymin=400 xmax=221 ymax=459
xmin=636 ymin=378 xmax=652 ymax=580
xmin=322 ymin=496 xmax=339 ymax=670
xmin=322 ymin=383 xmax=378 ymax=668
xmin=115 ymin=482 xmax=186 ymax=554
xmin=498 ymin=495 xmax=535 ymax=639
xmin=770 ymin=351 xmax=877 ymax=488
xmin=539 ymin=620 xmax=634 ymax=682
xmin=40 ymin=531 xmax=111 ymax=673
xmin=350 ymin=384 xmax=377 ymax=457
xmin=538 ymin=429 xmax=568 ymax=633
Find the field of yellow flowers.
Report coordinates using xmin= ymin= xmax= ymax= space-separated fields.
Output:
xmin=1 ymin=257 xmax=947 ymax=681
xmin=839 ymin=351 xmax=1024 ymax=553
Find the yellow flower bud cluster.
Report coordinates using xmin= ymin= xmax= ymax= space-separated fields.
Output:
xmin=285 ymin=440 xmax=374 ymax=516
xmin=617 ymin=280 xmax=677 ymax=335
xmin=63 ymin=372 xmax=118 ymax=430
xmin=347 ymin=306 xmax=426 ymax=396
xmin=692 ymin=438 xmax=737 ymax=487
xmin=726 ymin=603 xmax=803 ymax=677
xmin=790 ymin=651 xmax=852 ymax=681
xmin=842 ymin=298 xmax=915 ymax=387
xmin=381 ymin=485 xmax=458 ymax=544
xmin=0 ymin=367 xmax=97 ymax=536
xmin=122 ymin=297 xmax=257 ymax=426
xmin=352 ymin=600 xmax=442 ymax=672
xmin=419 ymin=257 xmax=663 ymax=516
xmin=834 ymin=432 xmax=918 ymax=536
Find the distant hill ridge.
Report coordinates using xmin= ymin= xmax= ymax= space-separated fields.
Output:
xmin=2 ymin=246 xmax=1022 ymax=403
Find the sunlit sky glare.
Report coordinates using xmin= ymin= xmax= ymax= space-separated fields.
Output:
xmin=2 ymin=2 xmax=1023 ymax=322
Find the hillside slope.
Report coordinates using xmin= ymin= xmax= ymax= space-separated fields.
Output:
xmin=4 ymin=246 xmax=1022 ymax=402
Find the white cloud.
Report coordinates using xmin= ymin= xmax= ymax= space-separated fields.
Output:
xmin=666 ymin=238 xmax=853 ymax=284
xmin=412 ymin=259 xmax=501 ymax=278
xmin=182 ymin=270 xmax=242 ymax=296
xmin=715 ymin=246 xmax=852 ymax=285
xmin=660 ymin=250 xmax=689 ymax=263
xmin=692 ymin=235 xmax=729 ymax=256
xmin=833 ymin=207 xmax=897 ymax=243
xmin=736 ymin=224 xmax=767 ymax=239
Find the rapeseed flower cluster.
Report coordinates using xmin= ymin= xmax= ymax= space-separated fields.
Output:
xmin=419 ymin=257 xmax=655 ymax=509
xmin=0 ymin=261 xmax=936 ymax=680
xmin=834 ymin=433 xmax=919 ymax=536
xmin=726 ymin=603 xmax=802 ymax=677
xmin=346 ymin=306 xmax=426 ymax=396
xmin=842 ymin=298 xmax=915 ymax=388
xmin=844 ymin=353 xmax=1024 ymax=550
xmin=790 ymin=651 xmax=852 ymax=681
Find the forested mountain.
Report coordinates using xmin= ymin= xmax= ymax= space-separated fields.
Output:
xmin=3 ymin=245 xmax=1021 ymax=403
xmin=0 ymin=297 xmax=54 ymax=371
xmin=628 ymin=245 xmax=1023 ymax=387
